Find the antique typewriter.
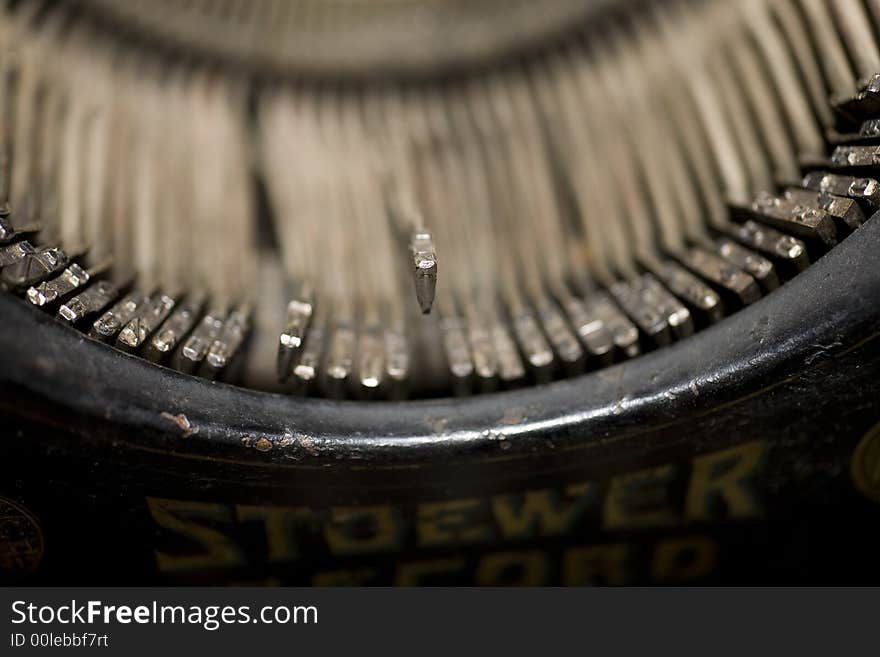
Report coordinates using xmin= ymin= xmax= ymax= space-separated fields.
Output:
xmin=0 ymin=0 xmax=878 ymax=585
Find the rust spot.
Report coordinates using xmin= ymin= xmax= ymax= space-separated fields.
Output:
xmin=160 ymin=412 xmax=198 ymax=437
xmin=296 ymin=434 xmax=319 ymax=456
xmin=253 ymin=437 xmax=273 ymax=452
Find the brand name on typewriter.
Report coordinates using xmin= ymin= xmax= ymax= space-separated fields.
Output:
xmin=146 ymin=441 xmax=764 ymax=585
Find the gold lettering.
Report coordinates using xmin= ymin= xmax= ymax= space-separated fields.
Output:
xmin=562 ymin=544 xmax=630 ymax=585
xmin=236 ymin=505 xmax=311 ymax=562
xmin=475 ymin=550 xmax=550 ymax=586
xmin=652 ymin=535 xmax=717 ymax=582
xmin=394 ymin=559 xmax=466 ymax=586
xmin=146 ymin=497 xmax=244 ymax=573
xmin=492 ymin=483 xmax=594 ymax=539
xmin=417 ymin=499 xmax=492 ymax=547
xmin=313 ymin=569 xmax=377 ymax=586
xmin=686 ymin=441 xmax=764 ymax=521
xmin=325 ymin=506 xmax=402 ymax=555
xmin=604 ymin=465 xmax=678 ymax=530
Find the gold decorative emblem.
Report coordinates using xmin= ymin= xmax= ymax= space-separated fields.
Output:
xmin=0 ymin=497 xmax=44 ymax=582
xmin=851 ymin=423 xmax=880 ymax=504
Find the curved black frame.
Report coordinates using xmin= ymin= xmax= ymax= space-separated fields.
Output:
xmin=1 ymin=215 xmax=878 ymax=469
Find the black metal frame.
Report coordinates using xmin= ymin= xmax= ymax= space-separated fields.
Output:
xmin=1 ymin=215 xmax=877 ymax=470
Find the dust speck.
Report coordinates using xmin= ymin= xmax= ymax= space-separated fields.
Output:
xmin=500 ymin=406 xmax=527 ymax=426
xmin=483 ymin=429 xmax=509 ymax=448
xmin=425 ymin=416 xmax=449 ymax=434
